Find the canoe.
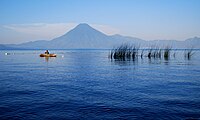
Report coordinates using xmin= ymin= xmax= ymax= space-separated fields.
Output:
xmin=40 ymin=54 xmax=57 ymax=57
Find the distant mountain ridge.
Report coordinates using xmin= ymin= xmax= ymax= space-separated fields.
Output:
xmin=1 ymin=23 xmax=200 ymax=49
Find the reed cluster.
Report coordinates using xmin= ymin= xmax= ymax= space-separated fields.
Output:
xmin=147 ymin=46 xmax=162 ymax=59
xmin=110 ymin=44 xmax=139 ymax=60
xmin=110 ymin=44 xmax=170 ymax=60
xmin=110 ymin=44 xmax=194 ymax=60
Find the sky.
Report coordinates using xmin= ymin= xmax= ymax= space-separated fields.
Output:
xmin=0 ymin=0 xmax=200 ymax=44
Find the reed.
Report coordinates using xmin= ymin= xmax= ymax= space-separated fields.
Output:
xmin=164 ymin=46 xmax=172 ymax=59
xmin=184 ymin=48 xmax=195 ymax=59
xmin=147 ymin=47 xmax=152 ymax=59
xmin=111 ymin=44 xmax=139 ymax=60
xmin=110 ymin=44 xmax=195 ymax=61
xmin=146 ymin=46 xmax=162 ymax=59
xmin=140 ymin=49 xmax=144 ymax=58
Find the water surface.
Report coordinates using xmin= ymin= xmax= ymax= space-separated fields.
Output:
xmin=0 ymin=50 xmax=200 ymax=119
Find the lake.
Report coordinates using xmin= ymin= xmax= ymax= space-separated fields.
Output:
xmin=0 ymin=50 xmax=200 ymax=119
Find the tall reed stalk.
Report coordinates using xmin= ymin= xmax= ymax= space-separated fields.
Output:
xmin=164 ymin=46 xmax=172 ymax=59
xmin=184 ymin=48 xmax=195 ymax=59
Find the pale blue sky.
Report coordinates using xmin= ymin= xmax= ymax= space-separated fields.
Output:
xmin=0 ymin=0 xmax=200 ymax=44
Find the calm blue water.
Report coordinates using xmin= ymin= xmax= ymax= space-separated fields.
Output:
xmin=0 ymin=50 xmax=200 ymax=120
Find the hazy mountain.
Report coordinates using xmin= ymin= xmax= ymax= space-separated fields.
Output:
xmin=184 ymin=37 xmax=200 ymax=48
xmin=1 ymin=23 xmax=200 ymax=49
xmin=147 ymin=37 xmax=200 ymax=49
xmin=0 ymin=44 xmax=12 ymax=50
xmin=0 ymin=44 xmax=23 ymax=50
xmin=110 ymin=34 xmax=146 ymax=44
xmin=14 ymin=40 xmax=49 ymax=49
xmin=48 ymin=23 xmax=117 ymax=49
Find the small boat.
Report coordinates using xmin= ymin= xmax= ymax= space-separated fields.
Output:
xmin=40 ymin=54 xmax=57 ymax=57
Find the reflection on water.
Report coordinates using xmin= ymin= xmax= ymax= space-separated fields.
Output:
xmin=44 ymin=57 xmax=57 ymax=62
xmin=45 ymin=57 xmax=49 ymax=62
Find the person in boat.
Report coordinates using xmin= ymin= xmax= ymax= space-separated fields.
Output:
xmin=45 ymin=50 xmax=49 ymax=54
